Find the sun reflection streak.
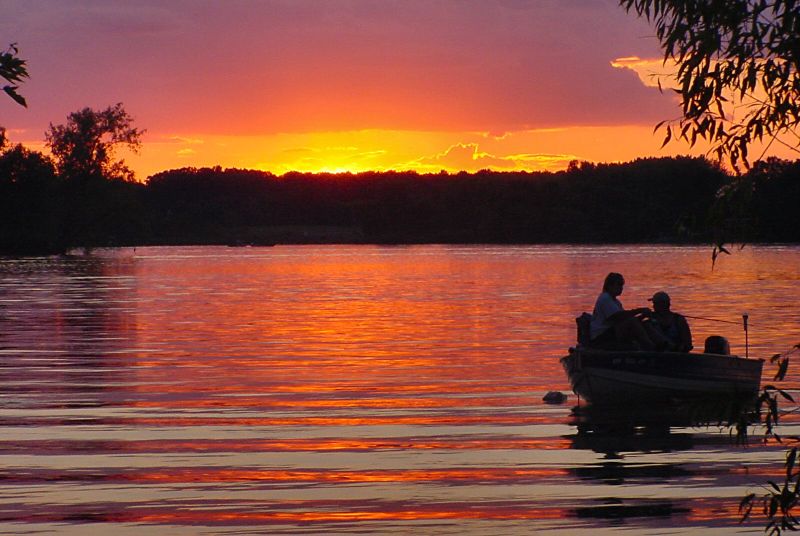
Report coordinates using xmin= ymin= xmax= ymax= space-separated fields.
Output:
xmin=0 ymin=436 xmax=573 ymax=454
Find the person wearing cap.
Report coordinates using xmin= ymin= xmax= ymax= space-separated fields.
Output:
xmin=589 ymin=272 xmax=656 ymax=350
xmin=646 ymin=291 xmax=693 ymax=352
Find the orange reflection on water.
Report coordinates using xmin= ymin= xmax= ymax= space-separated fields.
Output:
xmin=684 ymin=498 xmax=743 ymax=522
xmin=121 ymin=414 xmax=554 ymax=426
xmin=3 ymin=436 xmax=572 ymax=454
xmin=120 ymin=504 xmax=570 ymax=524
xmin=4 ymin=246 xmax=800 ymax=535
xmin=128 ymin=395 xmax=544 ymax=410
xmin=121 ymin=467 xmax=568 ymax=484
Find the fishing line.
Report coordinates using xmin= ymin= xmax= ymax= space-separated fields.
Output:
xmin=684 ymin=314 xmax=796 ymax=334
xmin=683 ymin=314 xmax=742 ymax=325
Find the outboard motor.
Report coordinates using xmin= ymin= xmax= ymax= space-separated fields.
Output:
xmin=704 ymin=335 xmax=731 ymax=355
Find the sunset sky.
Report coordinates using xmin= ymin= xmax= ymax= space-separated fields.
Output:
xmin=2 ymin=0 xmax=793 ymax=179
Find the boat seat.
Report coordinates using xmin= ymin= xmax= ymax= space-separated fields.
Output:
xmin=575 ymin=312 xmax=591 ymax=346
xmin=576 ymin=311 xmax=640 ymax=351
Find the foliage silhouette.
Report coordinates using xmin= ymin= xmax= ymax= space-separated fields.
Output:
xmin=46 ymin=103 xmax=144 ymax=183
xmin=739 ymin=346 xmax=800 ymax=535
xmin=621 ymin=0 xmax=800 ymax=171
xmin=0 ymin=43 xmax=27 ymax=107
xmin=144 ymin=156 xmax=729 ymax=245
xmin=1 ymin=137 xmax=799 ymax=253
xmin=0 ymin=137 xmax=62 ymax=253
xmin=35 ymin=104 xmax=147 ymax=249
xmin=638 ymin=2 xmax=800 ymax=513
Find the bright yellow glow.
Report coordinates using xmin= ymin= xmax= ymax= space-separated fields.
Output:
xmin=17 ymin=124 xmax=799 ymax=181
xmin=120 ymin=126 xmax=712 ymax=179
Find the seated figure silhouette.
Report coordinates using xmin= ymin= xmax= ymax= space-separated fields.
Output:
xmin=589 ymin=272 xmax=655 ymax=350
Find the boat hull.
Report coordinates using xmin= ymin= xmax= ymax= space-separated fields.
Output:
xmin=561 ymin=347 xmax=763 ymax=404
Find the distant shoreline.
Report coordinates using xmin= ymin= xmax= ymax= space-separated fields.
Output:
xmin=2 ymin=156 xmax=799 ymax=255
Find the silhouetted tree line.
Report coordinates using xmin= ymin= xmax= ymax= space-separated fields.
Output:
xmin=143 ymin=157 xmax=731 ymax=244
xmin=3 ymin=146 xmax=800 ymax=253
xmin=0 ymin=103 xmax=147 ymax=254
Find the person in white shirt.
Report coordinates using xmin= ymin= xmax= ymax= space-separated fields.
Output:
xmin=590 ymin=272 xmax=656 ymax=350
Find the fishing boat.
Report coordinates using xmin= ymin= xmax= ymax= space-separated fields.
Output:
xmin=561 ymin=346 xmax=764 ymax=404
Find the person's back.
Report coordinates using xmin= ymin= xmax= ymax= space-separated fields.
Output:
xmin=647 ymin=291 xmax=693 ymax=352
xmin=590 ymin=290 xmax=622 ymax=343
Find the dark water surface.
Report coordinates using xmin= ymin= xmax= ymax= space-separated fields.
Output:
xmin=1 ymin=245 xmax=799 ymax=535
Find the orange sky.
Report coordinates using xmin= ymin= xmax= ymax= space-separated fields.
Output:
xmin=1 ymin=1 xmax=795 ymax=179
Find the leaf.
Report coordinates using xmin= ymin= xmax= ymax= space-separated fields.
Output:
xmin=776 ymin=359 xmax=791 ymax=381
xmin=787 ymin=447 xmax=798 ymax=477
xmin=3 ymin=86 xmax=26 ymax=107
xmin=661 ymin=125 xmax=673 ymax=148
xmin=740 ymin=493 xmax=756 ymax=522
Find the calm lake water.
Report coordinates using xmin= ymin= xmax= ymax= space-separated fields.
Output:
xmin=1 ymin=244 xmax=799 ymax=535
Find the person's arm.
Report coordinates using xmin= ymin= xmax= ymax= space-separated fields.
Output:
xmin=607 ymin=307 xmax=650 ymax=324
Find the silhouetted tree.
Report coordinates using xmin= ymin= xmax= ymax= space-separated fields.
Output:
xmin=0 ymin=142 xmax=56 ymax=187
xmin=745 ymin=157 xmax=800 ymax=241
xmin=0 ymin=136 xmax=61 ymax=253
xmin=46 ymin=103 xmax=144 ymax=183
xmin=41 ymin=104 xmax=147 ymax=248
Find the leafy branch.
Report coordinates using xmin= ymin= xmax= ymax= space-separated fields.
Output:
xmin=620 ymin=0 xmax=800 ymax=173
xmin=0 ymin=43 xmax=28 ymax=107
xmin=740 ymin=344 xmax=800 ymax=534
xmin=740 ymin=447 xmax=800 ymax=535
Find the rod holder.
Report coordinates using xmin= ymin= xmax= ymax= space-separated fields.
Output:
xmin=743 ymin=313 xmax=749 ymax=358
